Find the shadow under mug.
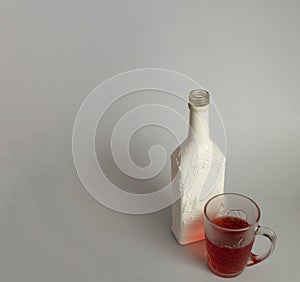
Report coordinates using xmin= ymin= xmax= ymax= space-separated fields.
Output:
xmin=204 ymin=193 xmax=277 ymax=278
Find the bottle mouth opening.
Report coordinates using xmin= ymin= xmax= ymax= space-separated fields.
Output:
xmin=189 ymin=89 xmax=210 ymax=107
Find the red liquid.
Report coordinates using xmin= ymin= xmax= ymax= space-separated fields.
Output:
xmin=206 ymin=216 xmax=254 ymax=277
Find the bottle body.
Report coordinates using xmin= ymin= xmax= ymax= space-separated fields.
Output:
xmin=171 ymin=90 xmax=226 ymax=245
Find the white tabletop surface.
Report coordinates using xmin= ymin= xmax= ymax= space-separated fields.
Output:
xmin=1 ymin=1 xmax=299 ymax=281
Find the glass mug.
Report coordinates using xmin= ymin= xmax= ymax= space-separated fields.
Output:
xmin=204 ymin=193 xmax=276 ymax=278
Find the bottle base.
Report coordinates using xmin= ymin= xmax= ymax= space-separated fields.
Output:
xmin=171 ymin=226 xmax=205 ymax=245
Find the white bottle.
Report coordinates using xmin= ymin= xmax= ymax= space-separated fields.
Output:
xmin=171 ymin=89 xmax=226 ymax=245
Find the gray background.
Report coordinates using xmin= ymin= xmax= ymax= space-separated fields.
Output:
xmin=1 ymin=0 xmax=299 ymax=281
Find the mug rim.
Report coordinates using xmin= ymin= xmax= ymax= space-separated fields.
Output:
xmin=204 ymin=193 xmax=261 ymax=232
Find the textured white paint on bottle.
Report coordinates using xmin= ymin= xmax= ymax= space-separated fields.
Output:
xmin=171 ymin=91 xmax=226 ymax=245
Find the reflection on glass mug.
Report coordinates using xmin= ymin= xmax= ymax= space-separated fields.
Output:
xmin=204 ymin=193 xmax=277 ymax=278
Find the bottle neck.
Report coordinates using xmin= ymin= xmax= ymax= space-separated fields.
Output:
xmin=188 ymin=104 xmax=210 ymax=144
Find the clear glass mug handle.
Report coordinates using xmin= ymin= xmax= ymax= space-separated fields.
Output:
xmin=247 ymin=225 xmax=277 ymax=266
